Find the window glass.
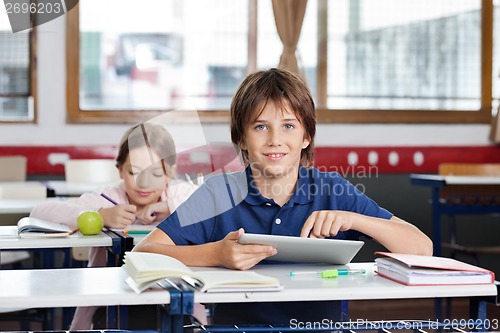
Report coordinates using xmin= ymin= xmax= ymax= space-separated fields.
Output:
xmin=0 ymin=9 xmax=32 ymax=121
xmin=327 ymin=0 xmax=481 ymax=110
xmin=80 ymin=0 xmax=248 ymax=111
xmin=493 ymin=2 xmax=500 ymax=108
xmin=257 ymin=0 xmax=317 ymax=96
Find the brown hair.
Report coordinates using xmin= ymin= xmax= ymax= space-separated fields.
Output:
xmin=115 ymin=122 xmax=177 ymax=169
xmin=230 ymin=68 xmax=316 ymax=166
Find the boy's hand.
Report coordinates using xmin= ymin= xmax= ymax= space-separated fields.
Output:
xmin=98 ymin=204 xmax=137 ymax=229
xmin=216 ymin=229 xmax=277 ymax=270
xmin=300 ymin=210 xmax=354 ymax=238
xmin=136 ymin=202 xmax=170 ymax=225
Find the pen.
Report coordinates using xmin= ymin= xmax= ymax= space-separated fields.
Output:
xmin=101 ymin=192 xmax=156 ymax=217
xmin=124 ymin=230 xmax=151 ymax=235
xmin=289 ymin=269 xmax=366 ymax=278
xmin=100 ymin=193 xmax=118 ymax=206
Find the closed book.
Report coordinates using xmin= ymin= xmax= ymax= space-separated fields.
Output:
xmin=17 ymin=217 xmax=73 ymax=238
xmin=375 ymin=252 xmax=495 ymax=286
xmin=122 ymin=251 xmax=283 ymax=294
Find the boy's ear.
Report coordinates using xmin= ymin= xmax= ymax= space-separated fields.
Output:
xmin=302 ymin=137 xmax=311 ymax=149
xmin=239 ymin=141 xmax=247 ymax=151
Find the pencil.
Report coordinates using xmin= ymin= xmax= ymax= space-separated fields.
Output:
xmin=101 ymin=192 xmax=156 ymax=217
xmin=100 ymin=193 xmax=118 ymax=206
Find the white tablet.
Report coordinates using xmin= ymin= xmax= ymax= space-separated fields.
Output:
xmin=238 ymin=233 xmax=364 ymax=264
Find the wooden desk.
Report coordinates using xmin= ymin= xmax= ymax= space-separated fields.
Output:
xmin=0 ymin=180 xmax=119 ymax=198
xmin=45 ymin=180 xmax=120 ymax=197
xmin=410 ymin=174 xmax=500 ymax=257
xmin=0 ymin=226 xmax=114 ymax=250
xmin=0 ymin=263 xmax=496 ymax=333
xmin=0 ymin=198 xmax=62 ymax=215
xmin=0 ymin=226 xmax=123 ymax=267
xmin=0 ymin=227 xmax=127 ymax=329
xmin=194 ymin=263 xmax=497 ymax=303
xmin=0 ymin=267 xmax=172 ymax=308
xmin=0 ymin=267 xmax=177 ymax=330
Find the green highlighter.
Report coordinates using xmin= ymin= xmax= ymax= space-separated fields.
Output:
xmin=289 ymin=269 xmax=366 ymax=278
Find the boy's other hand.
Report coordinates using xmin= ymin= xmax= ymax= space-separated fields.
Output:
xmin=300 ymin=210 xmax=353 ymax=238
xmin=216 ymin=228 xmax=277 ymax=270
xmin=99 ymin=204 xmax=137 ymax=229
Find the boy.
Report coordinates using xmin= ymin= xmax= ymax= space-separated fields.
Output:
xmin=133 ymin=68 xmax=432 ymax=324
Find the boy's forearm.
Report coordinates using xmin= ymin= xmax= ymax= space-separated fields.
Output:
xmin=353 ymin=215 xmax=433 ymax=256
xmin=133 ymin=241 xmax=222 ymax=266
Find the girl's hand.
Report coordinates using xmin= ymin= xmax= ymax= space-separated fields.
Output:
xmin=214 ymin=229 xmax=277 ymax=270
xmin=136 ymin=202 xmax=170 ymax=225
xmin=300 ymin=210 xmax=355 ymax=238
xmin=98 ymin=204 xmax=137 ymax=229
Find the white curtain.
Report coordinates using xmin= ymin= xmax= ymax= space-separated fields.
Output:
xmin=271 ymin=0 xmax=308 ymax=76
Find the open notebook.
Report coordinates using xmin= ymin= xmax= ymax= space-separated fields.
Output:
xmin=17 ymin=217 xmax=73 ymax=238
xmin=122 ymin=252 xmax=282 ymax=294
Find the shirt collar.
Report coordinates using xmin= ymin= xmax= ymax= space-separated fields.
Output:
xmin=242 ymin=165 xmax=314 ymax=206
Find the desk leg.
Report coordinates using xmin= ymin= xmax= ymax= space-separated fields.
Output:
xmin=163 ymin=289 xmax=183 ymax=333
xmin=432 ymin=186 xmax=442 ymax=257
xmin=469 ymin=297 xmax=488 ymax=332
xmin=119 ymin=305 xmax=129 ymax=329
xmin=432 ymin=186 xmax=444 ymax=322
xmin=106 ymin=305 xmax=118 ymax=328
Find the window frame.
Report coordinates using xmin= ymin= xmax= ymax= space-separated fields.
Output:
xmin=0 ymin=27 xmax=37 ymax=124
xmin=66 ymin=0 xmax=493 ymax=124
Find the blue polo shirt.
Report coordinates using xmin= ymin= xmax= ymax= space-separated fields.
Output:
xmin=157 ymin=166 xmax=393 ymax=324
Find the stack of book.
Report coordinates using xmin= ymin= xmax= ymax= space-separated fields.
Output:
xmin=375 ymin=252 xmax=495 ymax=286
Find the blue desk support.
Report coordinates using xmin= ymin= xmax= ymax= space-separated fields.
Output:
xmin=159 ymin=288 xmax=193 ymax=333
xmin=168 ymin=284 xmax=499 ymax=333
xmin=409 ymin=174 xmax=446 ymax=257
xmin=106 ymin=229 xmax=126 ymax=267
xmin=410 ymin=174 xmax=500 ymax=257
xmin=61 ymin=229 xmax=125 ymax=329
xmin=411 ymin=174 xmax=500 ymax=321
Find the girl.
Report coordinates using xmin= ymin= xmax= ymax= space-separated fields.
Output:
xmin=30 ymin=122 xmax=203 ymax=329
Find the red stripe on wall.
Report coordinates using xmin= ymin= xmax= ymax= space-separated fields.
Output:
xmin=0 ymin=145 xmax=499 ymax=176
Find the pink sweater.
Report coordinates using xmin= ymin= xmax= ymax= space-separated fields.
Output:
xmin=30 ymin=180 xmax=196 ymax=266
xmin=29 ymin=179 xmax=199 ymax=330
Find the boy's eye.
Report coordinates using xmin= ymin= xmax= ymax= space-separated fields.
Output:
xmin=255 ymin=124 xmax=267 ymax=131
xmin=284 ymin=124 xmax=295 ymax=130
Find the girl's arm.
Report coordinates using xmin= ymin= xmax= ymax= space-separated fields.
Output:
xmin=300 ymin=211 xmax=433 ymax=256
xmin=30 ymin=190 xmax=136 ymax=229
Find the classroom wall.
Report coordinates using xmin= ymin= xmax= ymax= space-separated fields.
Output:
xmin=1 ymin=16 xmax=499 ymax=275
xmin=0 ymin=15 xmax=494 ymax=147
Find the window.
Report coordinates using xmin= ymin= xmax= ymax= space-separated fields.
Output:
xmin=0 ymin=10 xmax=36 ymax=123
xmin=492 ymin=0 xmax=500 ymax=111
xmin=67 ymin=0 xmax=492 ymax=124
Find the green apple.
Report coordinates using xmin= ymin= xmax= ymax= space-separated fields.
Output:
xmin=77 ymin=210 xmax=104 ymax=235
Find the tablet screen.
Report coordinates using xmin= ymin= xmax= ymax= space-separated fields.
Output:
xmin=238 ymin=233 xmax=364 ymax=264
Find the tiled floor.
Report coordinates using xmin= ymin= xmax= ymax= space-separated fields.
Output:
xmin=349 ymin=298 xmax=500 ymax=321
xmin=0 ymin=299 xmax=499 ymax=331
